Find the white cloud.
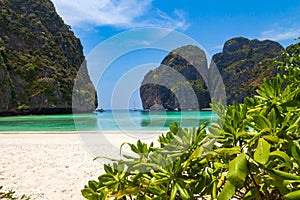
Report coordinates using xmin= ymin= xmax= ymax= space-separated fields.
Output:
xmin=260 ymin=29 xmax=300 ymax=41
xmin=51 ymin=0 xmax=188 ymax=30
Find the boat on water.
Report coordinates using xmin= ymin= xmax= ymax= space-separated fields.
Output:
xmin=94 ymin=108 xmax=104 ymax=113
xmin=132 ymin=101 xmax=138 ymax=111
xmin=200 ymin=107 xmax=212 ymax=111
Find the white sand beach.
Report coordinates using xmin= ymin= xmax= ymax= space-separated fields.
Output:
xmin=0 ymin=132 xmax=162 ymax=199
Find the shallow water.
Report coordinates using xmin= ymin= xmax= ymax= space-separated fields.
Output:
xmin=0 ymin=110 xmax=217 ymax=132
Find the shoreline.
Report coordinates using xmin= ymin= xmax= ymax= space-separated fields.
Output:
xmin=0 ymin=130 xmax=166 ymax=134
xmin=0 ymin=132 xmax=161 ymax=199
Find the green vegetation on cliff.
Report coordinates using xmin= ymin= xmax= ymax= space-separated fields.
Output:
xmin=140 ymin=45 xmax=210 ymax=110
xmin=0 ymin=0 xmax=96 ymax=115
xmin=140 ymin=37 xmax=285 ymax=110
xmin=213 ymin=37 xmax=284 ymax=104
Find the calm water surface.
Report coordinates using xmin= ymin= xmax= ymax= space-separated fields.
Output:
xmin=0 ymin=110 xmax=217 ymax=132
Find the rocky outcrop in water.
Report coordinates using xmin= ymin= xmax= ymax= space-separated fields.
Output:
xmin=140 ymin=45 xmax=211 ymax=110
xmin=0 ymin=0 xmax=97 ymax=115
xmin=140 ymin=37 xmax=284 ymax=110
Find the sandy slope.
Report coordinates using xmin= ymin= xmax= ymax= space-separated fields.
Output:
xmin=0 ymin=132 xmax=161 ymax=199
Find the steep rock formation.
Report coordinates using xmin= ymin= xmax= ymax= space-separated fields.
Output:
xmin=212 ymin=37 xmax=284 ymax=104
xmin=0 ymin=0 xmax=96 ymax=115
xmin=140 ymin=45 xmax=211 ymax=110
xmin=140 ymin=37 xmax=285 ymax=110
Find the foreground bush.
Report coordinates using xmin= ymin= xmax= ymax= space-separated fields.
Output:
xmin=82 ymin=43 xmax=300 ymax=199
xmin=0 ymin=186 xmax=30 ymax=200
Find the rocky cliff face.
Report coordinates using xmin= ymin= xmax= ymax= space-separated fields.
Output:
xmin=0 ymin=0 xmax=97 ymax=115
xmin=140 ymin=37 xmax=284 ymax=110
xmin=140 ymin=45 xmax=211 ymax=110
xmin=212 ymin=37 xmax=284 ymax=104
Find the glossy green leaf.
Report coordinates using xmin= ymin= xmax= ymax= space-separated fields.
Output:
xmin=291 ymin=143 xmax=300 ymax=166
xmin=170 ymin=184 xmax=177 ymax=200
xmin=227 ymin=153 xmax=247 ymax=187
xmin=236 ymin=131 xmax=248 ymax=139
xmin=232 ymin=109 xmax=240 ymax=128
xmin=282 ymin=180 xmax=300 ymax=185
xmin=262 ymin=135 xmax=279 ymax=143
xmin=175 ymin=182 xmax=190 ymax=200
xmin=169 ymin=122 xmax=178 ymax=133
xmin=103 ymin=164 xmax=114 ymax=175
xmin=254 ymin=138 xmax=270 ymax=165
xmin=269 ymin=150 xmax=292 ymax=169
xmin=119 ymin=187 xmax=140 ymax=196
xmin=87 ymin=180 xmax=98 ymax=192
xmin=272 ymin=169 xmax=300 ymax=180
xmin=148 ymin=185 xmax=164 ymax=195
xmin=268 ymin=108 xmax=277 ymax=131
xmin=214 ymin=146 xmax=241 ymax=155
xmin=217 ymin=181 xmax=235 ymax=200
xmin=253 ymin=115 xmax=271 ymax=131
xmin=284 ymin=190 xmax=300 ymax=200
xmin=81 ymin=188 xmax=101 ymax=200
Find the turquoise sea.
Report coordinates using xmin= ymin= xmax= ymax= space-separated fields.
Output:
xmin=0 ymin=110 xmax=217 ymax=132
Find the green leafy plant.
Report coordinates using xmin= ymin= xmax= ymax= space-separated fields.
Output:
xmin=82 ymin=44 xmax=299 ymax=199
xmin=0 ymin=186 xmax=30 ymax=200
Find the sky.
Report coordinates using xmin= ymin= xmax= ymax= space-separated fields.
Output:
xmin=51 ymin=0 xmax=300 ymax=109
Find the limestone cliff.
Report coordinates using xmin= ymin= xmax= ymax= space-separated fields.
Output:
xmin=140 ymin=45 xmax=210 ymax=110
xmin=0 ymin=0 xmax=97 ymax=115
xmin=140 ymin=37 xmax=284 ymax=110
xmin=212 ymin=37 xmax=284 ymax=104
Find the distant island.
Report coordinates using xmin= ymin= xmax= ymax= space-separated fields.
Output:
xmin=140 ymin=37 xmax=296 ymax=111
xmin=0 ymin=0 xmax=97 ymax=116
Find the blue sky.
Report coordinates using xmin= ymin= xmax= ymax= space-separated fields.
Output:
xmin=51 ymin=0 xmax=300 ymax=109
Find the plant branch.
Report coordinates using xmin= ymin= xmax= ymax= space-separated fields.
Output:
xmin=247 ymin=162 xmax=264 ymax=199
